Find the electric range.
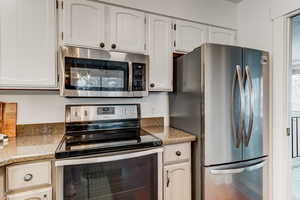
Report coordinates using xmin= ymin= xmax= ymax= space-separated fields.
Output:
xmin=55 ymin=104 xmax=162 ymax=159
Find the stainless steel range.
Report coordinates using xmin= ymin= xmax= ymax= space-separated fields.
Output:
xmin=55 ymin=104 xmax=163 ymax=200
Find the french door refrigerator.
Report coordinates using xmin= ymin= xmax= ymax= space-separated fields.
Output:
xmin=169 ymin=43 xmax=269 ymax=200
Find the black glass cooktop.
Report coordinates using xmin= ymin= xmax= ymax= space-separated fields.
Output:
xmin=55 ymin=129 xmax=162 ymax=159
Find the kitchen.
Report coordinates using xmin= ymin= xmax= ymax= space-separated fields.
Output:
xmin=0 ymin=0 xmax=297 ymax=200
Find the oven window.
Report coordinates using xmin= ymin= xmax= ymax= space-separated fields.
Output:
xmin=65 ymin=57 xmax=129 ymax=91
xmin=63 ymin=154 xmax=158 ymax=200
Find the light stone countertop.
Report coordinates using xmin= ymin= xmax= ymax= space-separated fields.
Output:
xmin=143 ymin=126 xmax=197 ymax=145
xmin=0 ymin=126 xmax=196 ymax=167
xmin=0 ymin=134 xmax=63 ymax=167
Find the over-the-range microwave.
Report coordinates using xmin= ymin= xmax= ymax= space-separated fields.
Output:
xmin=59 ymin=46 xmax=149 ymax=97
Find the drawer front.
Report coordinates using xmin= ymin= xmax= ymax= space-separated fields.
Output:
xmin=7 ymin=161 xmax=51 ymax=191
xmin=164 ymin=143 xmax=190 ymax=164
xmin=7 ymin=187 xmax=52 ymax=200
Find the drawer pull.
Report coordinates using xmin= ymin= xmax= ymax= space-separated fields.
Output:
xmin=24 ymin=173 xmax=33 ymax=182
xmin=176 ymin=151 xmax=181 ymax=156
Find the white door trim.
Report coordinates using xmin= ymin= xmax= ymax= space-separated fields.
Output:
xmin=271 ymin=10 xmax=300 ymax=199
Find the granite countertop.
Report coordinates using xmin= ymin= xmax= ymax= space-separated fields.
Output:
xmin=0 ymin=134 xmax=63 ymax=167
xmin=143 ymin=126 xmax=197 ymax=145
xmin=0 ymin=126 xmax=196 ymax=167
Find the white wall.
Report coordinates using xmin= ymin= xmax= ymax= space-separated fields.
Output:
xmin=271 ymin=0 xmax=300 ymax=19
xmin=0 ymin=92 xmax=169 ymax=124
xmin=98 ymin=0 xmax=238 ymax=29
xmin=237 ymin=0 xmax=272 ymax=52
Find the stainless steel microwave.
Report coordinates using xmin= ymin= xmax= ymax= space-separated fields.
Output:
xmin=59 ymin=46 xmax=149 ymax=97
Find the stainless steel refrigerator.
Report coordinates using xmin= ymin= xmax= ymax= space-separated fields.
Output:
xmin=169 ymin=43 xmax=269 ymax=200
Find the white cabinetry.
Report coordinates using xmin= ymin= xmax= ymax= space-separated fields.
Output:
xmin=208 ymin=26 xmax=236 ymax=45
xmin=174 ymin=20 xmax=207 ymax=53
xmin=148 ymin=15 xmax=173 ymax=91
xmin=109 ymin=7 xmax=146 ymax=54
xmin=0 ymin=0 xmax=57 ymax=89
xmin=63 ymin=0 xmax=106 ymax=49
xmin=7 ymin=187 xmax=52 ymax=200
xmin=163 ymin=142 xmax=191 ymax=200
xmin=164 ymin=162 xmax=191 ymax=200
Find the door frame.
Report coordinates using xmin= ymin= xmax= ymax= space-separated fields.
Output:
xmin=272 ymin=9 xmax=300 ymax=200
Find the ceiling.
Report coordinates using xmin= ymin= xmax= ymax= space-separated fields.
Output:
xmin=224 ymin=0 xmax=243 ymax=3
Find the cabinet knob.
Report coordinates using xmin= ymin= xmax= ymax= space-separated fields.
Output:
xmin=111 ymin=44 xmax=117 ymax=49
xmin=176 ymin=151 xmax=181 ymax=156
xmin=150 ymin=83 xmax=155 ymax=88
xmin=24 ymin=173 xmax=33 ymax=182
xmin=100 ymin=42 xmax=105 ymax=48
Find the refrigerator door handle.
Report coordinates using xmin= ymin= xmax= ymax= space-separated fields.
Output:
xmin=210 ymin=160 xmax=266 ymax=175
xmin=231 ymin=65 xmax=245 ymax=148
xmin=244 ymin=66 xmax=254 ymax=147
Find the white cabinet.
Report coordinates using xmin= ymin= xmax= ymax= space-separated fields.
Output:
xmin=63 ymin=0 xmax=106 ymax=49
xmin=7 ymin=187 xmax=52 ymax=200
xmin=0 ymin=0 xmax=57 ymax=89
xmin=109 ymin=6 xmax=146 ymax=54
xmin=208 ymin=26 xmax=236 ymax=46
xmin=174 ymin=20 xmax=208 ymax=53
xmin=148 ymin=15 xmax=173 ymax=91
xmin=163 ymin=142 xmax=192 ymax=200
xmin=164 ymin=162 xmax=191 ymax=200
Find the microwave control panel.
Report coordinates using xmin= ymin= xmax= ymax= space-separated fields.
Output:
xmin=132 ymin=63 xmax=146 ymax=91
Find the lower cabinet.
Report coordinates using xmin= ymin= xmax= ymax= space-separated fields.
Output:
xmin=6 ymin=187 xmax=52 ymax=200
xmin=164 ymin=162 xmax=191 ymax=200
xmin=163 ymin=142 xmax=191 ymax=200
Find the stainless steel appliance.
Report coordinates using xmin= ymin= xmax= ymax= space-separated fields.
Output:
xmin=59 ymin=46 xmax=149 ymax=97
xmin=169 ymin=43 xmax=269 ymax=200
xmin=55 ymin=104 xmax=163 ymax=200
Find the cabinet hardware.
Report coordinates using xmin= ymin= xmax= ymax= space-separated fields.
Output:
xmin=174 ymin=24 xmax=177 ymax=31
xmin=176 ymin=151 xmax=181 ymax=156
xmin=24 ymin=173 xmax=33 ymax=182
xmin=61 ymin=32 xmax=64 ymax=40
xmin=62 ymin=1 xmax=64 ymax=9
xmin=150 ymin=83 xmax=155 ymax=88
xmin=167 ymin=170 xmax=170 ymax=187
xmin=111 ymin=44 xmax=117 ymax=49
xmin=174 ymin=41 xmax=176 ymax=47
xmin=144 ymin=43 xmax=146 ymax=50
xmin=100 ymin=42 xmax=105 ymax=48
xmin=56 ymin=0 xmax=58 ymax=9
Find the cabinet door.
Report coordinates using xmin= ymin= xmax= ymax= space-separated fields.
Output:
xmin=208 ymin=26 xmax=236 ymax=46
xmin=7 ymin=187 xmax=52 ymax=200
xmin=109 ymin=6 xmax=146 ymax=54
xmin=148 ymin=15 xmax=173 ymax=91
xmin=63 ymin=0 xmax=106 ymax=49
xmin=164 ymin=162 xmax=191 ymax=200
xmin=0 ymin=0 xmax=57 ymax=89
xmin=175 ymin=20 xmax=207 ymax=53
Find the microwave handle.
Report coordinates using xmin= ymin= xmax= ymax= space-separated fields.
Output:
xmin=55 ymin=148 xmax=163 ymax=167
xmin=128 ymin=62 xmax=133 ymax=91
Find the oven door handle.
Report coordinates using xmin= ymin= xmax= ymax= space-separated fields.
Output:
xmin=55 ymin=148 xmax=163 ymax=167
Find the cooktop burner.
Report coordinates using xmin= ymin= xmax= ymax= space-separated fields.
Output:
xmin=55 ymin=129 xmax=162 ymax=159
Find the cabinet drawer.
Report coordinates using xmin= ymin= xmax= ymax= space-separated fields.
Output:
xmin=164 ymin=143 xmax=190 ymax=164
xmin=6 ymin=161 xmax=51 ymax=191
xmin=7 ymin=187 xmax=52 ymax=200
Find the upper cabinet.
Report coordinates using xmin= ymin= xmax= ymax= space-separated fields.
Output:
xmin=63 ymin=0 xmax=106 ymax=49
xmin=109 ymin=7 xmax=146 ymax=54
xmin=148 ymin=15 xmax=173 ymax=91
xmin=208 ymin=26 xmax=236 ymax=46
xmin=61 ymin=2 xmax=147 ymax=54
xmin=0 ymin=0 xmax=57 ymax=89
xmin=174 ymin=20 xmax=208 ymax=53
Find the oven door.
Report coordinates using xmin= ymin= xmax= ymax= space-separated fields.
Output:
xmin=55 ymin=148 xmax=163 ymax=200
